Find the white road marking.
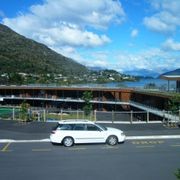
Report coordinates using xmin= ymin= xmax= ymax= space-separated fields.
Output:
xmin=0 ymin=135 xmax=180 ymax=143
xmin=96 ymin=121 xmax=162 ymax=124
xmin=126 ymin=135 xmax=180 ymax=140
xmin=0 ymin=139 xmax=50 ymax=143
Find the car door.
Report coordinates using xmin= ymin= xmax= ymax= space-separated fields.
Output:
xmin=84 ymin=124 xmax=106 ymax=143
xmin=72 ymin=124 xmax=87 ymax=143
xmin=72 ymin=124 xmax=105 ymax=144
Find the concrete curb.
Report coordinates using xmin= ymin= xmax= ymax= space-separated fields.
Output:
xmin=126 ymin=135 xmax=180 ymax=140
xmin=96 ymin=121 xmax=162 ymax=124
xmin=1 ymin=135 xmax=180 ymax=143
xmin=0 ymin=139 xmax=50 ymax=143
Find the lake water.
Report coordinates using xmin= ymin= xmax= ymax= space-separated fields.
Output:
xmin=75 ymin=78 xmax=176 ymax=90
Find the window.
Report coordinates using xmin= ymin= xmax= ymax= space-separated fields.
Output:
xmin=73 ymin=124 xmax=85 ymax=130
xmin=86 ymin=124 xmax=101 ymax=131
xmin=57 ymin=124 xmax=73 ymax=130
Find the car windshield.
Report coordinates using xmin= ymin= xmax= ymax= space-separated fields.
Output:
xmin=96 ymin=123 xmax=107 ymax=131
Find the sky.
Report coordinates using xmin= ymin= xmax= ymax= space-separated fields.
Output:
xmin=0 ymin=0 xmax=180 ymax=76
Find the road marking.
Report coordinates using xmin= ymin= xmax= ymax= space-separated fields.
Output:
xmin=101 ymin=146 xmax=119 ymax=149
xmin=0 ymin=135 xmax=180 ymax=143
xmin=126 ymin=135 xmax=180 ymax=140
xmin=132 ymin=141 xmax=148 ymax=145
xmin=1 ymin=142 xmax=11 ymax=152
xmin=136 ymin=145 xmax=155 ymax=148
xmin=0 ymin=139 xmax=50 ymax=143
xmin=132 ymin=140 xmax=164 ymax=145
xmin=32 ymin=148 xmax=51 ymax=152
xmin=170 ymin=144 xmax=180 ymax=147
xmin=68 ymin=147 xmax=86 ymax=151
xmin=96 ymin=121 xmax=162 ymax=124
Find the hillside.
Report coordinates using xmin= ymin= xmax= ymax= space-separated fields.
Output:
xmin=0 ymin=24 xmax=88 ymax=76
xmin=161 ymin=68 xmax=180 ymax=76
xmin=0 ymin=24 xmax=137 ymax=85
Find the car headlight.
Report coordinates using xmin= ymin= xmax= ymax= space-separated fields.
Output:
xmin=121 ymin=132 xmax=125 ymax=136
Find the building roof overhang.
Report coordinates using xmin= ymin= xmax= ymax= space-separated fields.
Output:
xmin=160 ymin=75 xmax=180 ymax=81
xmin=160 ymin=68 xmax=180 ymax=81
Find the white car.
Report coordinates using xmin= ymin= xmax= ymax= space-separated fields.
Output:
xmin=50 ymin=120 xmax=126 ymax=147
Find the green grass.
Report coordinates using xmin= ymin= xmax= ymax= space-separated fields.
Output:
xmin=0 ymin=108 xmax=12 ymax=115
xmin=47 ymin=112 xmax=95 ymax=121
xmin=0 ymin=107 xmax=19 ymax=119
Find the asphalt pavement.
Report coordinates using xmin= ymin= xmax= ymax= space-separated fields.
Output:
xmin=0 ymin=139 xmax=180 ymax=180
xmin=0 ymin=120 xmax=180 ymax=180
xmin=0 ymin=119 xmax=179 ymax=140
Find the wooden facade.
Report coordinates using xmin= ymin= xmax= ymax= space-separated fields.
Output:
xmin=0 ymin=86 xmax=171 ymax=111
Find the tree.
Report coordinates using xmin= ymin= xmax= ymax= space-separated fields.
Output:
xmin=175 ymin=169 xmax=180 ymax=180
xmin=168 ymin=94 xmax=180 ymax=114
xmin=19 ymin=101 xmax=30 ymax=122
xmin=82 ymin=91 xmax=93 ymax=116
xmin=8 ymin=73 xmax=24 ymax=85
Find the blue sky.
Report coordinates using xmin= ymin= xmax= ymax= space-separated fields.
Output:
xmin=0 ymin=0 xmax=180 ymax=76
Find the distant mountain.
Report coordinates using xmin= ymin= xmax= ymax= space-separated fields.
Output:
xmin=0 ymin=24 xmax=88 ymax=76
xmin=161 ymin=68 xmax=180 ymax=76
xmin=87 ymin=66 xmax=105 ymax=71
xmin=124 ymin=68 xmax=170 ymax=78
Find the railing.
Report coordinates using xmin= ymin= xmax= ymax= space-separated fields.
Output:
xmin=0 ymin=96 xmax=179 ymax=123
xmin=1 ymin=107 xmax=179 ymax=124
xmin=0 ymin=96 xmax=129 ymax=104
xmin=130 ymin=101 xmax=180 ymax=122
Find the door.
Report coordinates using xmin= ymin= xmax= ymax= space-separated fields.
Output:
xmin=84 ymin=124 xmax=105 ymax=143
xmin=72 ymin=124 xmax=105 ymax=144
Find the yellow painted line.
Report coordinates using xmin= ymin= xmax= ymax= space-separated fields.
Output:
xmin=157 ymin=140 xmax=164 ymax=144
xmin=68 ymin=147 xmax=86 ymax=151
xmin=101 ymin=146 xmax=119 ymax=149
xmin=132 ymin=140 xmax=165 ymax=145
xmin=1 ymin=142 xmax=11 ymax=152
xmin=171 ymin=144 xmax=180 ymax=147
xmin=136 ymin=145 xmax=155 ymax=148
xmin=132 ymin=141 xmax=140 ymax=145
xmin=148 ymin=140 xmax=164 ymax=144
xmin=32 ymin=148 xmax=51 ymax=152
xmin=139 ymin=141 xmax=149 ymax=144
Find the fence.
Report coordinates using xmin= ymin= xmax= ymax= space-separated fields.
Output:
xmin=0 ymin=107 xmax=20 ymax=120
xmin=0 ymin=107 xmax=179 ymax=124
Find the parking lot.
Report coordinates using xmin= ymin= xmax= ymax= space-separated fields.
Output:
xmin=1 ymin=139 xmax=180 ymax=180
xmin=0 ymin=119 xmax=180 ymax=180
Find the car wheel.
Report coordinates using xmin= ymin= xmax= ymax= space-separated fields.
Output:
xmin=106 ymin=135 xmax=118 ymax=146
xmin=63 ymin=137 xmax=74 ymax=147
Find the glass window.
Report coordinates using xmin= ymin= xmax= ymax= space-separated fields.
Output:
xmin=86 ymin=124 xmax=101 ymax=131
xmin=73 ymin=124 xmax=85 ymax=130
xmin=96 ymin=124 xmax=107 ymax=131
xmin=57 ymin=124 xmax=73 ymax=130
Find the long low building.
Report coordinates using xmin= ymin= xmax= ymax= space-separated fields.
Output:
xmin=0 ymin=86 xmax=171 ymax=111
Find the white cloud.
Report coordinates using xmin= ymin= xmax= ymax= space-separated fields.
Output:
xmin=143 ymin=0 xmax=180 ymax=33
xmin=29 ymin=0 xmax=125 ymax=29
xmin=2 ymin=0 xmax=125 ymax=49
xmin=162 ymin=38 xmax=180 ymax=51
xmin=31 ymin=25 xmax=111 ymax=48
xmin=116 ymin=49 xmax=180 ymax=74
xmin=90 ymin=60 xmax=109 ymax=68
xmin=83 ymin=48 xmax=180 ymax=75
xmin=2 ymin=0 xmax=178 ymax=76
xmin=72 ymin=50 xmax=110 ymax=68
xmin=131 ymin=29 xmax=138 ymax=38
